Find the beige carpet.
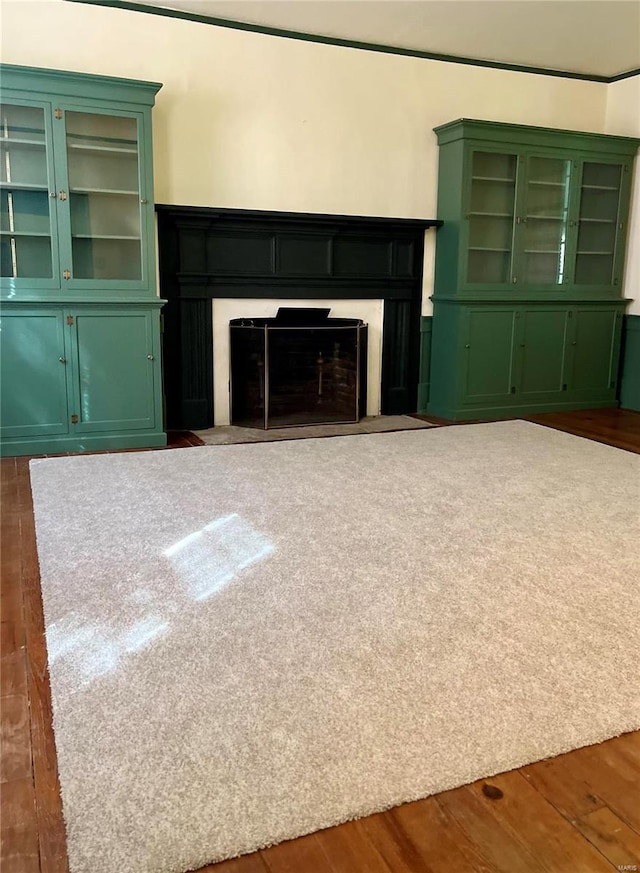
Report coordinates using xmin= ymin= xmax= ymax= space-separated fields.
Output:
xmin=194 ymin=414 xmax=434 ymax=445
xmin=29 ymin=421 xmax=640 ymax=873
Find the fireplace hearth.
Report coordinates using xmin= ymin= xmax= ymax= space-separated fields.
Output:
xmin=230 ymin=308 xmax=367 ymax=428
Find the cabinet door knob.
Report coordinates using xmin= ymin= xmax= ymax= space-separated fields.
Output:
xmin=140 ymin=198 xmax=148 ymax=205
xmin=59 ymin=190 xmax=67 ymax=201
xmin=464 ymin=344 xmax=470 ymax=349
xmin=147 ymin=353 xmax=155 ymax=361
xmin=59 ymin=356 xmax=66 ymax=363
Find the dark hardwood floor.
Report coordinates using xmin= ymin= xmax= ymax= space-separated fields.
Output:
xmin=415 ymin=407 xmax=640 ymax=454
xmin=2 ymin=410 xmax=639 ymax=873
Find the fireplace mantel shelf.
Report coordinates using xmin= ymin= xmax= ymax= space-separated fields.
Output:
xmin=156 ymin=204 xmax=441 ymax=232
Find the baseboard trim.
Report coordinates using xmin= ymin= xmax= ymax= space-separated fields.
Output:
xmin=0 ymin=431 xmax=168 ymax=458
xmin=426 ymin=399 xmax=619 ymax=422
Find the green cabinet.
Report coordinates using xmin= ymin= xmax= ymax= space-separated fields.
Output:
xmin=0 ymin=305 xmax=163 ymax=455
xmin=428 ymin=119 xmax=638 ymax=420
xmin=0 ymin=65 xmax=166 ymax=456
xmin=429 ymin=301 xmax=625 ymax=420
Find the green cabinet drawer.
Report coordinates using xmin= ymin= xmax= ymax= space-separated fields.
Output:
xmin=0 ymin=308 xmax=69 ymax=437
xmin=69 ymin=309 xmax=158 ymax=433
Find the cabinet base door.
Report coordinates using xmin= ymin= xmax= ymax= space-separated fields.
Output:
xmin=566 ymin=309 xmax=621 ymax=397
xmin=517 ymin=308 xmax=570 ymax=402
xmin=462 ymin=308 xmax=517 ymax=405
xmin=70 ymin=310 xmax=157 ymax=432
xmin=0 ymin=310 xmax=69 ymax=438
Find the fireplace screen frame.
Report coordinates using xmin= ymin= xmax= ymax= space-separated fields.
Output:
xmin=230 ymin=313 xmax=368 ymax=429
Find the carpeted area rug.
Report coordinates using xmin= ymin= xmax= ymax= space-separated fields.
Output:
xmin=194 ymin=414 xmax=435 ymax=445
xmin=29 ymin=421 xmax=640 ymax=873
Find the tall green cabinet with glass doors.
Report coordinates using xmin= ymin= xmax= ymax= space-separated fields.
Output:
xmin=0 ymin=64 xmax=166 ymax=456
xmin=427 ymin=119 xmax=639 ymax=421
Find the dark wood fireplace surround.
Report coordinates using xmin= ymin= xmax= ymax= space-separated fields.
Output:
xmin=156 ymin=206 xmax=440 ymax=430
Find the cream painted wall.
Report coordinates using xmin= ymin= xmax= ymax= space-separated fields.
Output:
xmin=605 ymin=76 xmax=640 ymax=315
xmin=1 ymin=0 xmax=611 ymax=314
xmin=212 ymin=299 xmax=383 ymax=425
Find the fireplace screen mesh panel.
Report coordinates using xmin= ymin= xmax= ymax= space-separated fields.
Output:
xmin=230 ymin=309 xmax=367 ymax=429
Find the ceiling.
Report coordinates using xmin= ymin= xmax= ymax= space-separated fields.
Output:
xmin=131 ymin=0 xmax=640 ymax=79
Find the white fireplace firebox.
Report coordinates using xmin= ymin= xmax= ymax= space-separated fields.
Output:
xmin=213 ymin=299 xmax=384 ymax=426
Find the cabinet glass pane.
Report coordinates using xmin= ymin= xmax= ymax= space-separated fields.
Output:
xmin=0 ymin=104 xmax=54 ymax=279
xmin=575 ymin=162 xmax=622 ymax=285
xmin=522 ymin=156 xmax=571 ymax=285
xmin=467 ymin=152 xmax=516 ymax=283
xmin=65 ymin=111 xmax=141 ymax=280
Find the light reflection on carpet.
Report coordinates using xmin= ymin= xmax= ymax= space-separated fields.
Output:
xmin=164 ymin=513 xmax=275 ymax=601
xmin=46 ymin=514 xmax=275 ymax=684
xmin=46 ymin=614 xmax=169 ymax=683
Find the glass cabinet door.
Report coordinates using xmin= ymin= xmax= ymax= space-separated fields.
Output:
xmin=466 ymin=151 xmax=518 ymax=284
xmin=519 ymin=155 xmax=572 ymax=286
xmin=575 ymin=162 xmax=623 ymax=286
xmin=0 ymin=102 xmax=57 ymax=284
xmin=63 ymin=110 xmax=143 ymax=282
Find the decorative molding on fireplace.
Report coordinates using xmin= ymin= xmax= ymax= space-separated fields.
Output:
xmin=156 ymin=205 xmax=440 ymax=429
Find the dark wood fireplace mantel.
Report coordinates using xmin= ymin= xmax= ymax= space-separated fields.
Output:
xmin=156 ymin=205 xmax=441 ymax=429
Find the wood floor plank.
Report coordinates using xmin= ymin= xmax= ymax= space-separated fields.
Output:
xmin=521 ymin=751 xmax=608 ymax=820
xmin=438 ymin=771 xmax=615 ymax=873
xmin=576 ymin=742 xmax=640 ymax=832
xmin=356 ymin=810 xmax=434 ymax=873
xmin=0 ymin=457 xmax=17 ymax=498
xmin=522 ymin=738 xmax=640 ymax=833
xmin=1 ymin=618 xmax=23 ymax=658
xmin=1 ymin=579 xmax=25 ymax=634
xmin=1 ymin=650 xmax=28 ymax=699
xmin=16 ymin=457 xmax=69 ymax=873
xmin=25 ymin=652 xmax=68 ymax=873
xmin=1 ymin=456 xmax=21 ymax=622
xmin=573 ymin=807 xmax=640 ymax=869
xmin=611 ymin=731 xmax=640 ymax=765
xmin=0 ymin=776 xmax=40 ymax=873
xmin=0 ymin=694 xmax=32 ymax=784
xmin=389 ymin=796 xmax=497 ymax=873
xmin=526 ymin=409 xmax=640 ymax=454
xmin=436 ymin=782 xmax=552 ymax=873
xmin=260 ymin=832 xmax=333 ymax=873
xmin=313 ymin=818 xmax=393 ymax=873
xmin=200 ymin=851 xmax=271 ymax=872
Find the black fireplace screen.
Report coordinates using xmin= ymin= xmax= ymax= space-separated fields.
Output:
xmin=230 ymin=308 xmax=368 ymax=428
